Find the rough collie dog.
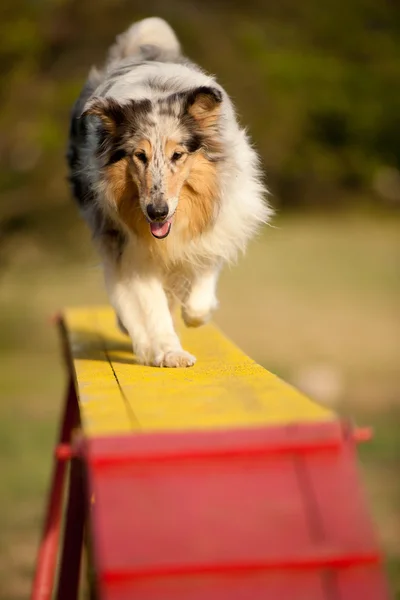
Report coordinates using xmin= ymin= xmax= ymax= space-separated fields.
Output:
xmin=67 ymin=17 xmax=270 ymax=367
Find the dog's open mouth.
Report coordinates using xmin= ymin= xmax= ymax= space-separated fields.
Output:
xmin=150 ymin=220 xmax=172 ymax=239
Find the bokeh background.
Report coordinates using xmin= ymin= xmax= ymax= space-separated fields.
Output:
xmin=0 ymin=0 xmax=399 ymax=597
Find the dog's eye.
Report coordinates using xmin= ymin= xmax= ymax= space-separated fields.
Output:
xmin=171 ymin=151 xmax=183 ymax=162
xmin=134 ymin=151 xmax=147 ymax=164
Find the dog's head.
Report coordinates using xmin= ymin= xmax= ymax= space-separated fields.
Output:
xmin=83 ymin=86 xmax=223 ymax=240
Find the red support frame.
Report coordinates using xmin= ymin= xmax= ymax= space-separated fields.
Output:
xmin=31 ymin=377 xmax=81 ymax=600
xmin=55 ymin=454 xmax=86 ymax=600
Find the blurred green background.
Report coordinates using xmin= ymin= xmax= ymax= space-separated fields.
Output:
xmin=0 ymin=0 xmax=399 ymax=598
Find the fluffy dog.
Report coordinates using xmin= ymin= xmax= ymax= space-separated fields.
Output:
xmin=67 ymin=17 xmax=271 ymax=367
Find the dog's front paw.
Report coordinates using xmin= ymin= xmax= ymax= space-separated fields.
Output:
xmin=154 ymin=349 xmax=196 ymax=368
xmin=182 ymin=305 xmax=215 ymax=328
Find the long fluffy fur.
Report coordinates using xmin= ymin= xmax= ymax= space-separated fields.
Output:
xmin=67 ymin=17 xmax=271 ymax=367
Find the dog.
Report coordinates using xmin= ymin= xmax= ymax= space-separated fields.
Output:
xmin=67 ymin=17 xmax=271 ymax=367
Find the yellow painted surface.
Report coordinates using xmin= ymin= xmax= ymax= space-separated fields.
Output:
xmin=63 ymin=306 xmax=334 ymax=437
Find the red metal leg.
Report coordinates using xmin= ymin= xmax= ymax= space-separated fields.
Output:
xmin=31 ymin=378 xmax=79 ymax=600
xmin=56 ymin=456 xmax=86 ymax=600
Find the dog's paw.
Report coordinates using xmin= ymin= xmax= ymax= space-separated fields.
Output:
xmin=154 ymin=349 xmax=196 ymax=368
xmin=181 ymin=306 xmax=214 ymax=328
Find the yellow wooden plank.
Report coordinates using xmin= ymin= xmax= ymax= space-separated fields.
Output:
xmin=63 ymin=306 xmax=335 ymax=437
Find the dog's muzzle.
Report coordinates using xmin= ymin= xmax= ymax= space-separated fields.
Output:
xmin=146 ymin=203 xmax=172 ymax=239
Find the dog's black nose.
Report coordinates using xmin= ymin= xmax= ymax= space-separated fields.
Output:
xmin=146 ymin=203 xmax=169 ymax=221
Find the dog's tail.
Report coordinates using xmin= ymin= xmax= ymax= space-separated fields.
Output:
xmin=106 ymin=17 xmax=181 ymax=66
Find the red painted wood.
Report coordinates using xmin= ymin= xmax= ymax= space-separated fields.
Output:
xmin=103 ymin=571 xmax=328 ymax=600
xmin=337 ymin=566 xmax=390 ymax=599
xmin=56 ymin=458 xmax=86 ymax=600
xmin=84 ymin=422 xmax=389 ymax=600
xmin=31 ymin=378 xmax=79 ymax=600
xmin=86 ymin=421 xmax=345 ymax=467
xmin=101 ymin=567 xmax=388 ymax=600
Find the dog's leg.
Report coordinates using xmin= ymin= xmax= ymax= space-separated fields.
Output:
xmin=182 ymin=265 xmax=220 ymax=328
xmin=116 ymin=314 xmax=129 ymax=335
xmin=105 ymin=261 xmax=196 ymax=368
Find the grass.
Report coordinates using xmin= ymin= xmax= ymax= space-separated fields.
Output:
xmin=0 ymin=210 xmax=399 ymax=598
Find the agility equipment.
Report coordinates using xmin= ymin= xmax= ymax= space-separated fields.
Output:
xmin=31 ymin=306 xmax=389 ymax=599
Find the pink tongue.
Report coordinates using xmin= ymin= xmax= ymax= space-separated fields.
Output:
xmin=150 ymin=221 xmax=171 ymax=238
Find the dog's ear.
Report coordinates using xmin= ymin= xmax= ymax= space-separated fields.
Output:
xmin=185 ymin=86 xmax=222 ymax=128
xmin=81 ymin=98 xmax=127 ymax=134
